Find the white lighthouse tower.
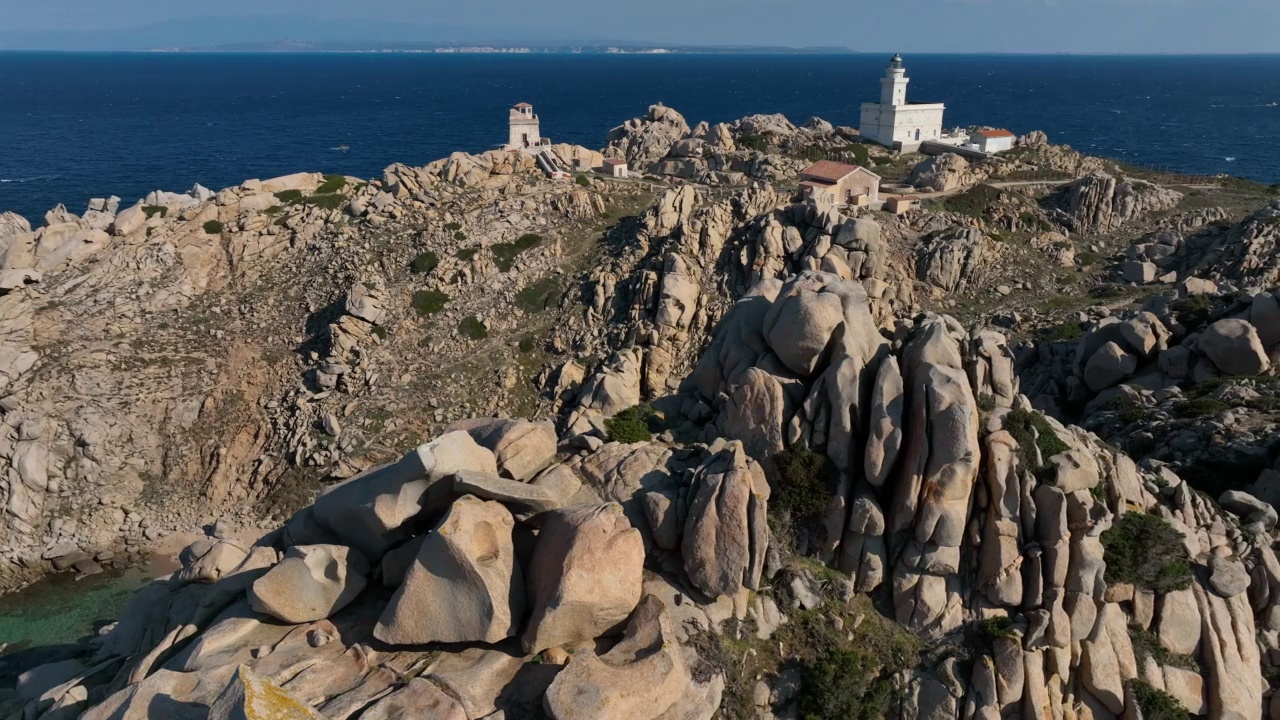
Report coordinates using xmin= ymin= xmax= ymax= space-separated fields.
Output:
xmin=881 ymin=53 xmax=909 ymax=107
xmin=859 ymin=54 xmax=946 ymax=151
xmin=507 ymin=103 xmax=545 ymax=151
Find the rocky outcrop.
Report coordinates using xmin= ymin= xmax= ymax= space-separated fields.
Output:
xmin=374 ymin=495 xmax=524 ymax=645
xmin=1059 ymin=172 xmax=1182 ymax=233
xmin=907 ymin=154 xmax=981 ymax=193
xmin=605 ymin=104 xmax=691 ymax=172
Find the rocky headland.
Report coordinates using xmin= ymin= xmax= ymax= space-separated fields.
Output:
xmin=3 ymin=103 xmax=1280 ymax=719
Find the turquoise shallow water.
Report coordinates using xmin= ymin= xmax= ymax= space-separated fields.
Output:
xmin=0 ymin=567 xmax=154 ymax=652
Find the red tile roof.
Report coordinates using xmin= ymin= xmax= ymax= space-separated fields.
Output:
xmin=603 ymin=158 xmax=627 ymax=166
xmin=799 ymin=160 xmax=862 ymax=184
xmin=976 ymin=129 xmax=1016 ymax=139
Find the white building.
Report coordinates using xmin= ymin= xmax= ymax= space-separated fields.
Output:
xmin=507 ymin=103 xmax=549 ymax=151
xmin=970 ymin=129 xmax=1017 ymax=154
xmin=859 ymin=54 xmax=946 ymax=151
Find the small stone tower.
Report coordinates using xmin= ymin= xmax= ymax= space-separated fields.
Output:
xmin=508 ymin=103 xmax=542 ymax=150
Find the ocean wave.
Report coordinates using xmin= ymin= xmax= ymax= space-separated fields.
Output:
xmin=0 ymin=175 xmax=61 ymax=184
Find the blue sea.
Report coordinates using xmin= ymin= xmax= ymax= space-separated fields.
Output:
xmin=2 ymin=53 xmax=1280 ymax=223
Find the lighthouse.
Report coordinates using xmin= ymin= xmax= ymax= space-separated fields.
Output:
xmin=507 ymin=103 xmax=544 ymax=151
xmin=859 ymin=54 xmax=946 ymax=151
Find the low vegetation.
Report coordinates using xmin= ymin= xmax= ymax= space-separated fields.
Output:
xmin=1170 ymin=294 xmax=1214 ymax=329
xmin=315 ymin=174 xmax=347 ymax=194
xmin=274 ymin=189 xmax=304 ymax=204
xmin=142 ymin=205 xmax=168 ymax=219
xmin=455 ymin=247 xmax=479 ymax=261
xmin=410 ymin=251 xmax=439 ymax=275
xmin=575 ymin=175 xmax=591 ymax=187
xmin=515 ymin=276 xmax=561 ymax=313
xmin=772 ymin=443 xmax=837 ymax=528
xmin=492 ymin=233 xmax=544 ymax=272
xmin=202 ymin=220 xmax=224 ymax=235
xmin=943 ymin=184 xmax=1002 ymax=219
xmin=1174 ymin=397 xmax=1230 ymax=418
xmin=1101 ymin=512 xmax=1193 ymax=594
xmin=1126 ymin=679 xmax=1190 ymax=720
xmin=1040 ymin=321 xmax=1085 ymax=343
xmin=458 ymin=315 xmax=488 ymax=340
xmin=411 ymin=290 xmax=449 ymax=316
xmin=1002 ymin=409 xmax=1069 ymax=476
xmin=605 ymin=404 xmax=660 ymax=444
xmin=1129 ymin=624 xmax=1199 ymax=672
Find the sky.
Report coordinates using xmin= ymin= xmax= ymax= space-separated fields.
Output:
xmin=2 ymin=0 xmax=1279 ymax=54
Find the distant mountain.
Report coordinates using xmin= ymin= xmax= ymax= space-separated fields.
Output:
xmin=0 ymin=15 xmax=851 ymax=53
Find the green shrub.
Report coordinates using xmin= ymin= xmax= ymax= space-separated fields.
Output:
xmin=262 ymin=205 xmax=282 ymax=216
xmin=142 ymin=205 xmax=168 ymax=219
xmin=1170 ymin=294 xmax=1214 ymax=330
xmin=371 ymin=325 xmax=388 ymax=340
xmin=980 ymin=616 xmax=1015 ymax=639
xmin=943 ymin=184 xmax=1002 ymax=219
xmin=518 ymin=336 xmax=536 ymax=353
xmin=737 ymin=133 xmax=772 ymax=152
xmin=274 ymin=189 xmax=303 ymax=204
xmin=454 ymin=230 xmax=467 ymax=242
xmin=575 ymin=174 xmax=591 ymax=187
xmin=1041 ymin=321 xmax=1085 ymax=343
xmin=316 ymin=174 xmax=347 ymax=194
xmin=1002 ymin=409 xmax=1069 ymax=476
xmin=515 ymin=276 xmax=560 ymax=313
xmin=304 ymin=193 xmax=346 ymax=211
xmin=202 ymin=220 xmax=224 ymax=235
xmin=410 ymin=251 xmax=439 ymax=275
xmin=444 ymin=221 xmax=462 ymax=232
xmin=492 ymin=233 xmax=544 ymax=272
xmin=458 ymin=316 xmax=488 ymax=340
xmin=1126 ymin=679 xmax=1189 ymax=720
xmin=773 ymin=443 xmax=837 ymax=526
xmin=605 ymin=404 xmax=659 ymax=444
xmin=1101 ymin=512 xmax=1193 ymax=594
xmin=977 ymin=394 xmax=997 ymax=413
xmin=411 ymin=290 xmax=449 ymax=316
xmin=798 ymin=646 xmax=892 ymax=720
xmin=1174 ymin=397 xmax=1229 ymax=418
xmin=1129 ymin=624 xmax=1199 ymax=671
xmin=456 ymin=247 xmax=479 ymax=261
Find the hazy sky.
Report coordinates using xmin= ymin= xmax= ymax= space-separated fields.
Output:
xmin=3 ymin=0 xmax=1279 ymax=53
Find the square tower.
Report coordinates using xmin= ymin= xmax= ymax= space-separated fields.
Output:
xmin=508 ymin=103 xmax=542 ymax=150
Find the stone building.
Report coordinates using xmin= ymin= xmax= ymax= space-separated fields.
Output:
xmin=798 ymin=160 xmax=881 ymax=207
xmin=859 ymin=54 xmax=946 ymax=151
xmin=507 ymin=103 xmax=548 ymax=151
xmin=971 ymin=129 xmax=1017 ymax=154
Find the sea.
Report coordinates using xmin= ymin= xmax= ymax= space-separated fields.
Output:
xmin=2 ymin=52 xmax=1280 ymax=224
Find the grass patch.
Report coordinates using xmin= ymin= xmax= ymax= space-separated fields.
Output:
xmin=943 ymin=184 xmax=1002 ymax=219
xmin=605 ymin=404 xmax=659 ymax=443
xmin=274 ymin=189 xmax=304 ymax=204
xmin=458 ymin=315 xmax=488 ymax=340
xmin=411 ymin=290 xmax=449 ymax=316
xmin=1101 ymin=512 xmax=1193 ymax=594
xmin=142 ymin=205 xmax=168 ymax=219
xmin=518 ymin=336 xmax=536 ymax=353
xmin=1173 ymin=397 xmax=1229 ymax=418
xmin=304 ymin=193 xmax=346 ymax=211
xmin=202 ymin=220 xmax=224 ymax=235
xmin=1002 ymin=409 xmax=1069 ymax=477
xmin=410 ymin=251 xmax=439 ymax=275
xmin=515 ymin=276 xmax=561 ymax=313
xmin=575 ymin=174 xmax=591 ymax=187
xmin=316 ymin=174 xmax=347 ymax=194
xmin=455 ymin=247 xmax=479 ymax=261
xmin=1040 ymin=321 xmax=1085 ymax=343
xmin=1127 ymin=679 xmax=1190 ymax=720
xmin=492 ymin=233 xmax=544 ymax=272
